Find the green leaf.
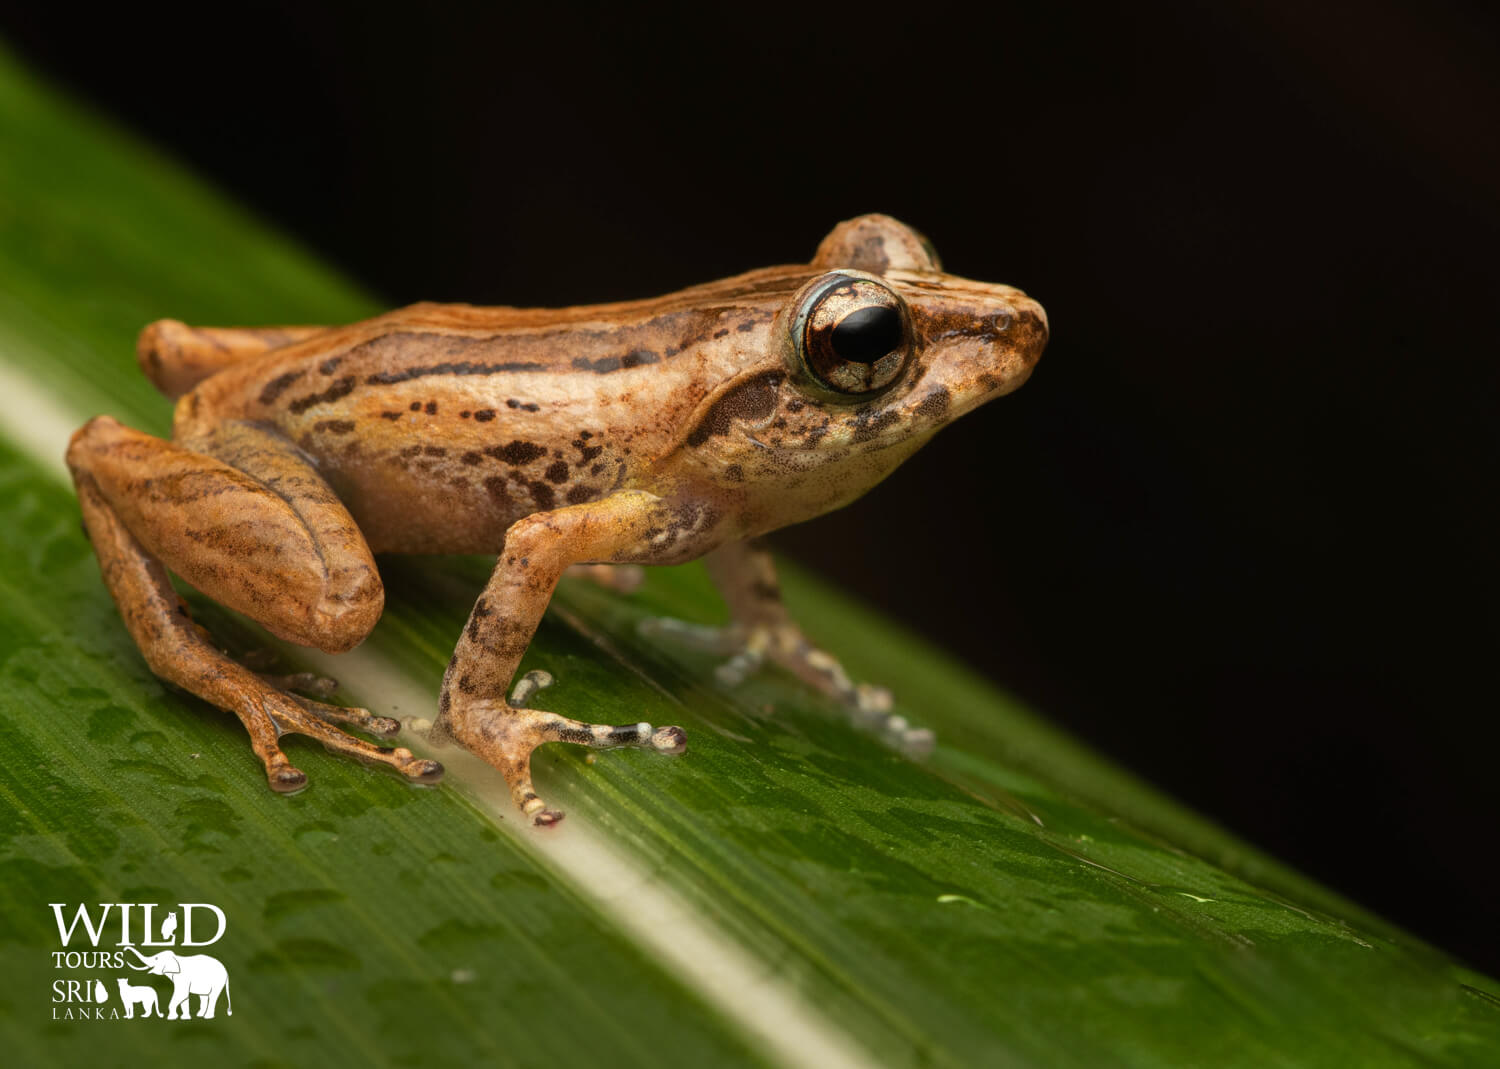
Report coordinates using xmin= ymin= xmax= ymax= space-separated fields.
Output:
xmin=0 ymin=38 xmax=1496 ymax=1068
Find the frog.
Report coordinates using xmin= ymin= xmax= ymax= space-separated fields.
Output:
xmin=66 ymin=214 xmax=1048 ymax=825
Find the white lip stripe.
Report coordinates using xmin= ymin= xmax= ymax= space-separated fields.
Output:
xmin=0 ymin=349 xmax=878 ymax=1069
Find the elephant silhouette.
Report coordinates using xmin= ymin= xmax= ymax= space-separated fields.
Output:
xmin=116 ymin=977 xmax=163 ymax=1019
xmin=123 ymin=947 xmax=231 ymax=1019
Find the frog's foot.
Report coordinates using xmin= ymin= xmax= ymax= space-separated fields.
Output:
xmin=438 ymin=691 xmax=686 ymax=826
xmin=564 ymin=563 xmax=645 ymax=593
xmin=283 ymin=693 xmax=402 ymax=738
xmin=639 ymin=616 xmax=933 ymax=757
xmin=265 ymin=696 xmax=444 ymax=788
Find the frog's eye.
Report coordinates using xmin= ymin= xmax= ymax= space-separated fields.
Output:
xmin=792 ymin=274 xmax=913 ymax=396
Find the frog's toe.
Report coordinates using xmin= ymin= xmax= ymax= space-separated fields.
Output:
xmin=651 ymin=725 xmax=688 ymax=754
xmin=638 ymin=615 xmax=743 ymax=654
xmin=268 ymin=765 xmax=308 ymax=793
xmin=508 ymin=669 xmax=554 ymax=709
xmin=895 ymin=726 xmax=936 ymax=759
xmin=287 ymin=693 xmax=401 ymax=737
xmin=403 ymin=756 xmax=446 ymax=783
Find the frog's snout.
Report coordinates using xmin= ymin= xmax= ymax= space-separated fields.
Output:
xmin=906 ymin=291 xmax=1047 ymax=429
xmin=1011 ymin=297 xmax=1049 ymax=374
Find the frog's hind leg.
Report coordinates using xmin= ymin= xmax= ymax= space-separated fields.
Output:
xmin=641 ymin=540 xmax=935 ymax=756
xmin=66 ymin=415 xmax=442 ymax=790
xmin=136 ymin=320 xmax=328 ymax=399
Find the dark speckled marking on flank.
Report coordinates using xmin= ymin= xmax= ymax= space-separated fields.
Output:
xmin=461 ymin=451 xmax=482 ymax=465
xmin=319 ymin=356 xmax=343 ymax=375
xmin=423 ymin=445 xmax=447 ymax=458
xmin=381 ymin=411 xmax=402 ymax=420
xmin=736 ymin=320 xmax=756 ymax=332
xmin=506 ymin=399 xmax=541 ymax=412
xmin=686 ymin=372 xmax=781 ymax=447
xmin=258 ymin=370 xmax=305 ymax=406
xmin=529 ymin=481 xmax=556 ymax=510
xmin=313 ymin=419 xmax=356 ymax=435
xmin=410 ymin=401 xmax=422 ymax=411
xmin=287 ymin=375 xmax=356 ymax=414
xmin=713 ymin=328 xmax=730 ymax=339
xmin=487 ymin=440 xmax=546 ymax=466
xmin=566 ymin=485 xmax=594 ymax=505
xmin=474 ymin=409 xmax=496 ymax=422
xmin=915 ymin=386 xmax=951 ymax=421
xmin=572 ymin=438 xmax=603 ymax=465
xmin=544 ymin=460 xmax=569 ymax=483
xmin=425 ymin=401 xmax=438 ymax=415
xmin=484 ymin=476 xmax=510 ymax=505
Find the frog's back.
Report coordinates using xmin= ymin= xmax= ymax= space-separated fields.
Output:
xmin=154 ymin=271 xmax=807 ymax=553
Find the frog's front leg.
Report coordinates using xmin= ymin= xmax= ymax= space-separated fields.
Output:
xmin=432 ymin=490 xmax=688 ymax=826
xmin=646 ymin=541 xmax=933 ymax=755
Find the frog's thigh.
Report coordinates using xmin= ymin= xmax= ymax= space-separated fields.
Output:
xmin=67 ymin=415 xmax=381 ymax=652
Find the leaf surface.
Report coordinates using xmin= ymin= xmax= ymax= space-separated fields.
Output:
xmin=0 ymin=39 xmax=1495 ymax=1068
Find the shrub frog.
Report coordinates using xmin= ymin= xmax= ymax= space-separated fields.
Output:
xmin=67 ymin=214 xmax=1047 ymax=824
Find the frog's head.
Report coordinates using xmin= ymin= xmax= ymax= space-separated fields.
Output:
xmin=759 ymin=215 xmax=1045 ymax=456
xmin=669 ymin=215 xmax=1045 ymax=520
xmin=784 ymin=215 xmax=1046 ymax=443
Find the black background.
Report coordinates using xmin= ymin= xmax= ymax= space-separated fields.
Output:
xmin=3 ymin=1 xmax=1496 ymax=973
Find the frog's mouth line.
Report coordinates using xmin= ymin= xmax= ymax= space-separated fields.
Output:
xmin=769 ymin=372 xmax=1019 ymax=455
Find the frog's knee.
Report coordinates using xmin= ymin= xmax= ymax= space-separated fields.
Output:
xmin=278 ymin=569 xmax=385 ymax=654
xmin=66 ymin=415 xmax=127 ymax=474
xmin=136 ymin=320 xmax=195 ymax=398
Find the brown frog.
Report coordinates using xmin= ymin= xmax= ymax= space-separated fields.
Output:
xmin=66 ymin=214 xmax=1047 ymax=824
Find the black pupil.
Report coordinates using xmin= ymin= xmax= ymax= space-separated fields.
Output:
xmin=830 ymin=305 xmax=902 ymax=364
